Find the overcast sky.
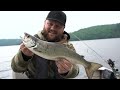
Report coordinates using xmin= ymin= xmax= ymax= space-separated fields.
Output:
xmin=0 ymin=11 xmax=120 ymax=39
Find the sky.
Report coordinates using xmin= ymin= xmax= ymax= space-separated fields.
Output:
xmin=0 ymin=11 xmax=120 ymax=39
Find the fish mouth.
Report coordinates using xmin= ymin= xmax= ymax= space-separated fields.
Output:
xmin=20 ymin=32 xmax=37 ymax=48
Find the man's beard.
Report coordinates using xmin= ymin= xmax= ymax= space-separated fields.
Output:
xmin=42 ymin=28 xmax=64 ymax=42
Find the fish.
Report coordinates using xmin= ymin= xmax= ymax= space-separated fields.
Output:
xmin=20 ymin=32 xmax=103 ymax=79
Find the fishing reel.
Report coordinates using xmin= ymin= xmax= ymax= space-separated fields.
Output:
xmin=107 ymin=59 xmax=120 ymax=79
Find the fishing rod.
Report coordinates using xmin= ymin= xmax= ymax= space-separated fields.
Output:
xmin=107 ymin=59 xmax=120 ymax=79
xmin=71 ymin=33 xmax=120 ymax=79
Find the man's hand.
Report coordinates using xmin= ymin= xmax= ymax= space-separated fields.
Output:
xmin=55 ymin=59 xmax=73 ymax=74
xmin=20 ymin=43 xmax=34 ymax=56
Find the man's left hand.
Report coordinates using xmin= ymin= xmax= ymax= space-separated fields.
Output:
xmin=55 ymin=59 xmax=73 ymax=74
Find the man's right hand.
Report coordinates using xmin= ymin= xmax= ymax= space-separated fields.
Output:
xmin=20 ymin=43 xmax=34 ymax=56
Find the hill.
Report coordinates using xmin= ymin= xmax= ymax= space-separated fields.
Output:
xmin=69 ymin=23 xmax=120 ymax=41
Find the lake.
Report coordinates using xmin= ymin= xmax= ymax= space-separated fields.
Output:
xmin=0 ymin=38 xmax=120 ymax=79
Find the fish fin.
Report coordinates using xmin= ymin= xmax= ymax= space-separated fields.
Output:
xmin=85 ymin=62 xmax=102 ymax=79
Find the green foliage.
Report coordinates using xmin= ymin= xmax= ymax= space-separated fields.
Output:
xmin=1 ymin=23 xmax=120 ymax=46
xmin=69 ymin=23 xmax=120 ymax=41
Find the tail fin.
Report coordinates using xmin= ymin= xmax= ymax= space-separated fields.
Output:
xmin=85 ymin=62 xmax=102 ymax=79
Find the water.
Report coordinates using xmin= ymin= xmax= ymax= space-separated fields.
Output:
xmin=71 ymin=38 xmax=120 ymax=69
xmin=71 ymin=38 xmax=120 ymax=79
xmin=0 ymin=45 xmax=19 ymax=79
xmin=0 ymin=38 xmax=120 ymax=79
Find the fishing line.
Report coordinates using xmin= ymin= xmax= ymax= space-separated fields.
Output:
xmin=71 ymin=33 xmax=108 ymax=64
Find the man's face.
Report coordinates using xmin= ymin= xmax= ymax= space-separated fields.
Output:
xmin=43 ymin=20 xmax=65 ymax=42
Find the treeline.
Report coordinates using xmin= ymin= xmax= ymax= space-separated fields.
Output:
xmin=69 ymin=23 xmax=120 ymax=41
xmin=1 ymin=23 xmax=120 ymax=46
xmin=0 ymin=39 xmax=21 ymax=46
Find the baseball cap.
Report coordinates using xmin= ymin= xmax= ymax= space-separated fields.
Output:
xmin=46 ymin=11 xmax=66 ymax=26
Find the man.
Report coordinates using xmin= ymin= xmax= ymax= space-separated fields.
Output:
xmin=11 ymin=11 xmax=79 ymax=79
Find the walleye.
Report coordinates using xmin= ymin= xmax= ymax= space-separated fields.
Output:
xmin=20 ymin=32 xmax=102 ymax=79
